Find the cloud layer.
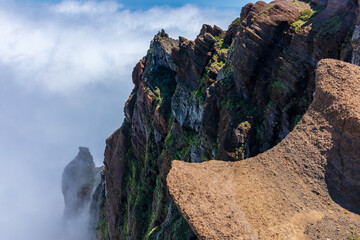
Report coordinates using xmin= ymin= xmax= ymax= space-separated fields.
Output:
xmin=0 ymin=0 xmax=235 ymax=93
xmin=0 ymin=1 xmax=238 ymax=239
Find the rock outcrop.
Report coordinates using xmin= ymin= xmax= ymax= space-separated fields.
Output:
xmin=98 ymin=0 xmax=360 ymax=239
xmin=62 ymin=147 xmax=104 ymax=239
xmin=62 ymin=147 xmax=98 ymax=217
xmin=167 ymin=59 xmax=360 ymax=239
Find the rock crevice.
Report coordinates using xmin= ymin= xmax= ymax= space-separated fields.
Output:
xmin=167 ymin=59 xmax=360 ymax=240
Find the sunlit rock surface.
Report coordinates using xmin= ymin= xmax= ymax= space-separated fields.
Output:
xmin=168 ymin=59 xmax=360 ymax=240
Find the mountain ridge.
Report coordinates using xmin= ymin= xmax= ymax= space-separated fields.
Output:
xmin=87 ymin=0 xmax=360 ymax=239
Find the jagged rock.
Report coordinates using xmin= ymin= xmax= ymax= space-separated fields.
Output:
xmin=199 ymin=24 xmax=224 ymax=37
xmin=132 ymin=60 xmax=145 ymax=89
xmin=202 ymin=83 xmax=220 ymax=140
xmin=89 ymin=170 xmax=105 ymax=239
xmin=263 ymin=103 xmax=282 ymax=151
xmin=149 ymin=29 xmax=178 ymax=72
xmin=100 ymin=1 xmax=360 ymax=239
xmin=103 ymin=125 xmax=130 ymax=240
xmin=62 ymin=147 xmax=97 ymax=217
xmin=232 ymin=0 xmax=300 ymax=99
xmin=352 ymin=24 xmax=360 ymax=65
xmin=171 ymin=84 xmax=203 ymax=132
xmin=172 ymin=31 xmax=217 ymax=90
xmin=167 ymin=59 xmax=360 ymax=240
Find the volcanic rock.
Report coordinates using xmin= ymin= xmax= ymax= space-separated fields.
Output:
xmin=167 ymin=59 xmax=360 ymax=239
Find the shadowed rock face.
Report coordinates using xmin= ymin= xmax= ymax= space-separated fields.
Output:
xmin=353 ymin=24 xmax=360 ymax=65
xmin=167 ymin=59 xmax=360 ymax=240
xmin=62 ymin=147 xmax=97 ymax=217
xmin=100 ymin=0 xmax=360 ymax=239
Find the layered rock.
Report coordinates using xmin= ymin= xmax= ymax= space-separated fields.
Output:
xmin=167 ymin=59 xmax=360 ymax=239
xmin=99 ymin=0 xmax=360 ymax=239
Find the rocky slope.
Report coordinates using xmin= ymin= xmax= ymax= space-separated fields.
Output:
xmin=168 ymin=59 xmax=360 ymax=239
xmin=97 ymin=0 xmax=360 ymax=239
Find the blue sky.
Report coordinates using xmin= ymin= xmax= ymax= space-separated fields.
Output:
xmin=0 ymin=0 xmax=255 ymax=239
xmin=19 ymin=0 xmax=252 ymax=10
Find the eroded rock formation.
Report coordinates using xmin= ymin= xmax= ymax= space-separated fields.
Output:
xmin=98 ymin=0 xmax=360 ymax=239
xmin=62 ymin=147 xmax=104 ymax=239
xmin=167 ymin=59 xmax=360 ymax=239
xmin=62 ymin=147 xmax=98 ymax=217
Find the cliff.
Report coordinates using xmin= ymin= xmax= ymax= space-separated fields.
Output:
xmin=98 ymin=0 xmax=360 ymax=239
xmin=62 ymin=147 xmax=98 ymax=218
xmin=167 ymin=59 xmax=360 ymax=239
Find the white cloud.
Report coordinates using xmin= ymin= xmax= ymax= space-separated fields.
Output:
xmin=0 ymin=1 xmax=239 ymax=239
xmin=53 ymin=0 xmax=123 ymax=14
xmin=0 ymin=0 xmax=236 ymax=93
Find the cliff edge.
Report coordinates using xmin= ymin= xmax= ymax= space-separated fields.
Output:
xmin=167 ymin=59 xmax=360 ymax=239
xmin=99 ymin=0 xmax=360 ymax=238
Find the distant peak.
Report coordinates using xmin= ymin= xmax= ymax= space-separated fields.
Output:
xmin=76 ymin=146 xmax=93 ymax=161
xmin=79 ymin=146 xmax=90 ymax=153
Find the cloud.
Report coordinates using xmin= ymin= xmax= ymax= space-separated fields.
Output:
xmin=0 ymin=0 xmax=236 ymax=93
xmin=53 ymin=0 xmax=123 ymax=14
xmin=0 ymin=1 xmax=239 ymax=239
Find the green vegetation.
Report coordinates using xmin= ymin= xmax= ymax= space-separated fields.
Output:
xmin=220 ymin=71 xmax=234 ymax=90
xmin=164 ymin=125 xmax=197 ymax=161
xmin=230 ymin=17 xmax=241 ymax=28
xmin=291 ymin=20 xmax=306 ymax=32
xmin=193 ymin=71 xmax=207 ymax=105
xmin=146 ymin=175 xmax=164 ymax=235
xmin=241 ymin=121 xmax=250 ymax=128
xmin=347 ymin=227 xmax=360 ymax=240
xmin=291 ymin=0 xmax=300 ymax=8
xmin=222 ymin=95 xmax=259 ymax=119
xmin=300 ymin=9 xmax=314 ymax=21
xmin=98 ymin=203 xmax=109 ymax=240
xmin=147 ymin=204 xmax=197 ymax=240
xmin=215 ymin=35 xmax=231 ymax=50
xmin=291 ymin=8 xmax=316 ymax=32
xmin=314 ymin=13 xmax=346 ymax=40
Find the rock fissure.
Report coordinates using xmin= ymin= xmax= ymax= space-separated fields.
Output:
xmin=89 ymin=0 xmax=360 ymax=239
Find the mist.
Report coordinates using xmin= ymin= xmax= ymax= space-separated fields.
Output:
xmin=0 ymin=0 xmax=239 ymax=239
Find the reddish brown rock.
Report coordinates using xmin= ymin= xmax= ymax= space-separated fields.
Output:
xmin=167 ymin=59 xmax=360 ymax=240
xmin=104 ymin=125 xmax=130 ymax=240
xmin=172 ymin=31 xmax=217 ymax=90
xmin=132 ymin=59 xmax=145 ymax=89
xmin=199 ymin=24 xmax=224 ymax=37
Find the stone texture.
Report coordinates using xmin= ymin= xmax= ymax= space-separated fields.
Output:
xmin=171 ymin=84 xmax=203 ymax=132
xmin=352 ymin=24 xmax=360 ymax=65
xmin=100 ymin=1 xmax=360 ymax=239
xmin=167 ymin=59 xmax=360 ymax=240
xmin=172 ymin=31 xmax=218 ymax=90
xmin=62 ymin=147 xmax=97 ymax=218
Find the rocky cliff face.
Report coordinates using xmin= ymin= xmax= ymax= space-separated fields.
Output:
xmin=168 ymin=59 xmax=360 ymax=239
xmin=99 ymin=0 xmax=360 ymax=239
